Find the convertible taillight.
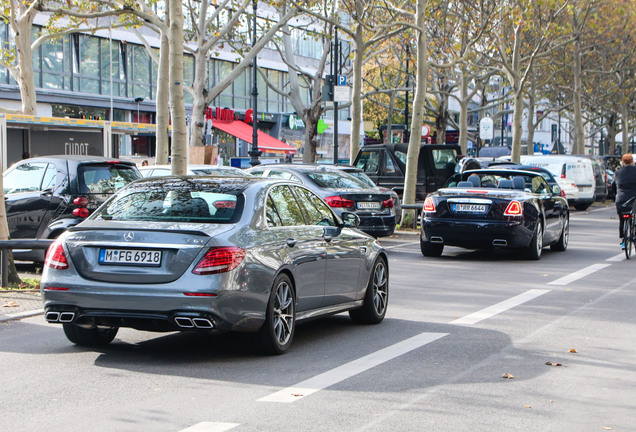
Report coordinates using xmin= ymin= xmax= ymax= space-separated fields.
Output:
xmin=504 ymin=201 xmax=523 ymax=216
xmin=192 ymin=247 xmax=245 ymax=275
xmin=45 ymin=238 xmax=69 ymax=270
xmin=383 ymin=198 xmax=394 ymax=208
xmin=73 ymin=196 xmax=90 ymax=218
xmin=325 ymin=196 xmax=355 ymax=208
xmin=423 ymin=197 xmax=435 ymax=212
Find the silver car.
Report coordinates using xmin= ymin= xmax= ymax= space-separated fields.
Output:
xmin=41 ymin=176 xmax=389 ymax=354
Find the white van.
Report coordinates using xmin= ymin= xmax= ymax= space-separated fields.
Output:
xmin=521 ymin=155 xmax=595 ymax=210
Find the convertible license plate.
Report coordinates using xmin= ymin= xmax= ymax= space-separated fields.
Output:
xmin=99 ymin=249 xmax=162 ymax=266
xmin=358 ymin=201 xmax=381 ymax=209
xmin=454 ymin=203 xmax=487 ymax=213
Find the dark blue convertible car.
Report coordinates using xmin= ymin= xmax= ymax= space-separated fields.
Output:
xmin=420 ymin=169 xmax=570 ymax=260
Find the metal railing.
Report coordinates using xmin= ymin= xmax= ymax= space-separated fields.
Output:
xmin=0 ymin=240 xmax=53 ymax=287
xmin=400 ymin=204 xmax=423 ymax=229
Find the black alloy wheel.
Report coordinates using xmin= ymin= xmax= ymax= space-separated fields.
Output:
xmin=350 ymin=256 xmax=389 ymax=324
xmin=550 ymin=216 xmax=569 ymax=252
xmin=525 ymin=222 xmax=543 ymax=260
xmin=258 ymin=273 xmax=296 ymax=355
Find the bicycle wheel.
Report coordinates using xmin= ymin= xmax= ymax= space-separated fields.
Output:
xmin=625 ymin=216 xmax=634 ymax=259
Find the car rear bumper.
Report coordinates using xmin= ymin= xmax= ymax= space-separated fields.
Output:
xmin=357 ymin=214 xmax=396 ymax=237
xmin=421 ymin=218 xmax=533 ymax=248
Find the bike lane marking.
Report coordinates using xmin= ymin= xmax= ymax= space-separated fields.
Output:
xmin=548 ymin=263 xmax=612 ymax=286
xmin=178 ymin=422 xmax=240 ymax=432
xmin=450 ymin=289 xmax=550 ymax=325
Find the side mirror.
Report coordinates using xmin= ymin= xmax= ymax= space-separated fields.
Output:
xmin=341 ymin=211 xmax=360 ymax=228
xmin=552 ymin=185 xmax=562 ymax=196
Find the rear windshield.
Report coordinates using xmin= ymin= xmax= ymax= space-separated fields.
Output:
xmin=78 ymin=164 xmax=141 ymax=194
xmin=191 ymin=167 xmax=249 ymax=176
xmin=93 ymin=189 xmax=243 ymax=223
xmin=306 ymin=170 xmax=369 ymax=189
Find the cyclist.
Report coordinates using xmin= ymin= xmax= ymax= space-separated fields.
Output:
xmin=613 ymin=153 xmax=636 ymax=244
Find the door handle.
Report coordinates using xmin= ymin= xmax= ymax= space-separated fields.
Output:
xmin=286 ymin=238 xmax=296 ymax=247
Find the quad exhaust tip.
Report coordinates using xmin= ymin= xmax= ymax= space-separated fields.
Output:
xmin=430 ymin=236 xmax=444 ymax=244
xmin=174 ymin=316 xmax=214 ymax=329
xmin=46 ymin=311 xmax=76 ymax=323
xmin=492 ymin=239 xmax=508 ymax=246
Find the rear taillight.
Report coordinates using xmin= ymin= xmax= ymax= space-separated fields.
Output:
xmin=325 ymin=196 xmax=355 ymax=208
xmin=560 ymin=190 xmax=566 ymax=198
xmin=383 ymin=198 xmax=394 ymax=208
xmin=423 ymin=197 xmax=435 ymax=212
xmin=504 ymin=201 xmax=523 ymax=216
xmin=192 ymin=247 xmax=246 ymax=275
xmin=72 ymin=208 xmax=90 ymax=218
xmin=45 ymin=238 xmax=69 ymax=270
xmin=213 ymin=200 xmax=237 ymax=209
xmin=73 ymin=196 xmax=90 ymax=218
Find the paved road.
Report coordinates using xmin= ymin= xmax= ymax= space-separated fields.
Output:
xmin=1 ymin=204 xmax=634 ymax=431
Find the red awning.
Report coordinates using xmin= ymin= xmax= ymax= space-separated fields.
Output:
xmin=213 ymin=120 xmax=296 ymax=154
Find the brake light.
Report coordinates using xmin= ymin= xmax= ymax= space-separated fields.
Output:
xmin=325 ymin=196 xmax=355 ymax=208
xmin=192 ymin=247 xmax=245 ymax=275
xmin=73 ymin=196 xmax=89 ymax=206
xmin=504 ymin=201 xmax=523 ymax=216
xmin=423 ymin=197 xmax=435 ymax=212
xmin=560 ymin=190 xmax=566 ymax=198
xmin=383 ymin=198 xmax=394 ymax=208
xmin=45 ymin=238 xmax=69 ymax=270
xmin=72 ymin=207 xmax=90 ymax=218
xmin=213 ymin=200 xmax=237 ymax=209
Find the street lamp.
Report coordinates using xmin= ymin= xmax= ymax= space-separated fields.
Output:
xmin=248 ymin=0 xmax=261 ymax=167
xmin=134 ymin=97 xmax=144 ymax=123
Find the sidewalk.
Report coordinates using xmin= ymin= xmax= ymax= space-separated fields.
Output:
xmin=0 ymin=290 xmax=43 ymax=322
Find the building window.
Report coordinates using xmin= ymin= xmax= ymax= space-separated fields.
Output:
xmin=101 ymin=40 xmax=126 ymax=97
xmin=128 ymin=44 xmax=151 ymax=99
xmin=42 ymin=35 xmax=71 ymax=90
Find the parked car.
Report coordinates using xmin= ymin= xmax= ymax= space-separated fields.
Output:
xmin=138 ymin=164 xmax=250 ymax=178
xmin=247 ymin=164 xmax=396 ymax=237
xmin=420 ymin=168 xmax=569 ymax=260
xmin=353 ymin=143 xmax=461 ymax=200
xmin=329 ymin=165 xmax=402 ymax=225
xmin=580 ymin=155 xmax=608 ymax=202
xmin=3 ymin=155 xmax=141 ymax=262
xmin=41 ymin=176 xmax=389 ymax=354
xmin=521 ymin=155 xmax=596 ymax=210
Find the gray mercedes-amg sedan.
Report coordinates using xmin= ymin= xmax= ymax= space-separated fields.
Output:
xmin=41 ymin=176 xmax=389 ymax=354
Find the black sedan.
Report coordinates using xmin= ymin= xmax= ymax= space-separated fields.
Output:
xmin=420 ymin=169 xmax=569 ymax=259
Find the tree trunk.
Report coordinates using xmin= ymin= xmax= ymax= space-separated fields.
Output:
xmin=16 ymin=13 xmax=37 ymax=115
xmin=458 ymin=66 xmax=469 ymax=155
xmin=189 ymin=48 xmax=208 ymax=149
xmin=401 ymin=0 xmax=428 ymax=227
xmin=621 ymin=101 xmax=629 ymax=155
xmin=525 ymin=71 xmax=536 ymax=154
xmin=169 ymin=0 xmax=187 ymax=174
xmin=572 ymin=39 xmax=585 ymax=155
xmin=349 ymin=9 xmax=365 ymax=162
xmin=155 ymin=29 xmax=170 ymax=165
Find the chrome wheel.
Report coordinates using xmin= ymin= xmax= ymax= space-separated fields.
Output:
xmin=258 ymin=273 xmax=296 ymax=354
xmin=350 ymin=257 xmax=389 ymax=324
xmin=272 ymin=279 xmax=294 ymax=346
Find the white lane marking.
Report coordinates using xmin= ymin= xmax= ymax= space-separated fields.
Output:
xmin=382 ymin=241 xmax=419 ymax=250
xmin=450 ymin=289 xmax=550 ymax=325
xmin=177 ymin=422 xmax=240 ymax=432
xmin=258 ymin=332 xmax=447 ymax=403
xmin=548 ymin=263 xmax=611 ymax=286
xmin=606 ymin=253 xmax=626 ymax=262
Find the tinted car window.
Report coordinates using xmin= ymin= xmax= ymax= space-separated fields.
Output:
xmin=268 ymin=185 xmax=305 ymax=226
xmin=294 ymin=187 xmax=335 ymax=226
xmin=433 ymin=149 xmax=458 ymax=169
xmin=42 ymin=164 xmax=57 ymax=190
xmin=306 ymin=170 xmax=369 ymax=189
xmin=79 ymin=164 xmax=141 ymax=194
xmin=3 ymin=162 xmax=48 ymax=194
xmin=356 ymin=151 xmax=381 ymax=174
xmin=96 ymin=189 xmax=239 ymax=223
xmin=266 ymin=196 xmax=284 ymax=227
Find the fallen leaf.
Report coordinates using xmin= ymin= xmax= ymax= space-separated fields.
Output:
xmin=502 ymin=373 xmax=514 ymax=379
xmin=545 ymin=362 xmax=563 ymax=367
xmin=569 ymin=348 xmax=578 ymax=353
xmin=603 ymin=427 xmax=612 ymax=430
xmin=524 ymin=405 xmax=532 ymax=408
xmin=292 ymin=393 xmax=303 ymax=397
xmin=2 ymin=301 xmax=19 ymax=308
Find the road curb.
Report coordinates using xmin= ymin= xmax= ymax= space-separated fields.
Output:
xmin=0 ymin=309 xmax=44 ymax=323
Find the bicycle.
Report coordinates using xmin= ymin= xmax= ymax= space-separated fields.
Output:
xmin=620 ymin=197 xmax=636 ymax=259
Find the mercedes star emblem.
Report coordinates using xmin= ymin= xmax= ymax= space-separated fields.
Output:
xmin=123 ymin=232 xmax=134 ymax=241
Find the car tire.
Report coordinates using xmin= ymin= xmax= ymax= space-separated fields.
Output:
xmin=574 ymin=203 xmax=590 ymax=211
xmin=258 ymin=273 xmax=296 ymax=355
xmin=550 ymin=216 xmax=569 ymax=251
xmin=349 ymin=256 xmax=389 ymax=324
xmin=62 ymin=323 xmax=118 ymax=346
xmin=420 ymin=239 xmax=444 ymax=257
xmin=525 ymin=222 xmax=543 ymax=260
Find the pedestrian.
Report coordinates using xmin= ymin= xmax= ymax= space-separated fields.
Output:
xmin=141 ymin=160 xmax=149 ymax=166
xmin=613 ymin=153 xmax=636 ymax=244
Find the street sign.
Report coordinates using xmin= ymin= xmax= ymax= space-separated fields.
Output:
xmin=479 ymin=117 xmax=494 ymax=140
xmin=337 ymin=75 xmax=347 ymax=86
xmin=334 ymin=86 xmax=350 ymax=103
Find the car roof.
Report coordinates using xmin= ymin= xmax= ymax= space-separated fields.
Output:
xmin=23 ymin=155 xmax=135 ymax=163
xmin=463 ymin=168 xmax=543 ymax=178
xmin=249 ymin=164 xmax=342 ymax=173
xmin=130 ymin=174 xmax=281 ymax=190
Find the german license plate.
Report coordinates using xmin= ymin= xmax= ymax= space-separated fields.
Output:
xmin=99 ymin=249 xmax=162 ymax=266
xmin=454 ymin=203 xmax=486 ymax=213
xmin=358 ymin=201 xmax=380 ymax=209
